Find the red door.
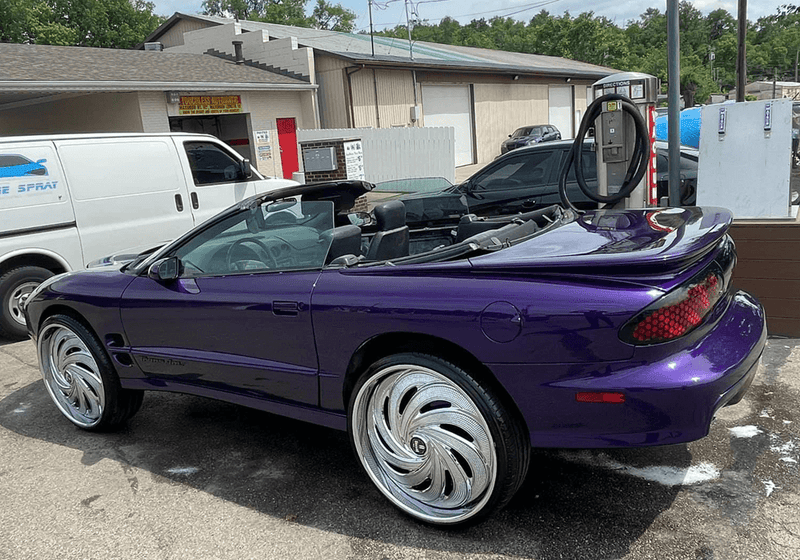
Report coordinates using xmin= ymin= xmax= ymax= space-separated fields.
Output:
xmin=276 ymin=117 xmax=299 ymax=179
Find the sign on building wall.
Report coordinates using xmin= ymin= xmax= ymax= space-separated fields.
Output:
xmin=344 ymin=140 xmax=364 ymax=180
xmin=178 ymin=95 xmax=242 ymax=115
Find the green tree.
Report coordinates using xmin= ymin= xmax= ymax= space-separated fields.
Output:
xmin=0 ymin=0 xmax=164 ymax=47
xmin=311 ymin=0 xmax=355 ymax=31
xmin=202 ymin=0 xmax=356 ymax=31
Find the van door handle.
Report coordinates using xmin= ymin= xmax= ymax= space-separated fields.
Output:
xmin=191 ymin=192 xmax=199 ymax=209
xmin=174 ymin=194 xmax=184 ymax=212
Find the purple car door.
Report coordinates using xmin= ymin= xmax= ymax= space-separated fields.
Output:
xmin=119 ymin=200 xmax=335 ymax=406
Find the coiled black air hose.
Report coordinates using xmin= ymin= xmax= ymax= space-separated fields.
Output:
xmin=558 ymin=93 xmax=651 ymax=214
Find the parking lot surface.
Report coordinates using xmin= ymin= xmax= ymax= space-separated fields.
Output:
xmin=1 ymin=335 xmax=799 ymax=560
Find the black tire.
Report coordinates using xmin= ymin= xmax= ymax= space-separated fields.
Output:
xmin=0 ymin=266 xmax=53 ymax=340
xmin=36 ymin=314 xmax=144 ymax=431
xmin=347 ymin=352 xmax=530 ymax=525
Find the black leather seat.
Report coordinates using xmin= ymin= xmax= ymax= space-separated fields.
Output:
xmin=321 ymin=224 xmax=362 ymax=264
xmin=366 ymin=200 xmax=410 ymax=261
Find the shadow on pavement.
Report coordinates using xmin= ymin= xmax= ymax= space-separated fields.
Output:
xmin=0 ymin=381 xmax=684 ymax=559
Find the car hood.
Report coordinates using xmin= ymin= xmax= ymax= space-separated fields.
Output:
xmin=469 ymin=207 xmax=732 ymax=272
xmin=503 ymin=137 xmax=535 ymax=146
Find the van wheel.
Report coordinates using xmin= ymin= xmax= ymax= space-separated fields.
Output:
xmin=0 ymin=266 xmax=53 ymax=340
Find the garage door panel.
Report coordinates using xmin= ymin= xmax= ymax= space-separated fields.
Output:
xmin=549 ymin=86 xmax=573 ymax=140
xmin=423 ymin=85 xmax=475 ymax=167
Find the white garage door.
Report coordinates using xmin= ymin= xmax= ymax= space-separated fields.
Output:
xmin=422 ymin=84 xmax=475 ymax=166
xmin=549 ymin=86 xmax=573 ymax=139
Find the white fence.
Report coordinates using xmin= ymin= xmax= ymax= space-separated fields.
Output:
xmin=297 ymin=127 xmax=456 ymax=184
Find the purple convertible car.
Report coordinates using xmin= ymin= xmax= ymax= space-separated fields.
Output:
xmin=24 ymin=180 xmax=766 ymax=525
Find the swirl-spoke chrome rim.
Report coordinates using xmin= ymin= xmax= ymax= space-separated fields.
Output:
xmin=8 ymin=281 xmax=39 ymax=327
xmin=37 ymin=324 xmax=105 ymax=428
xmin=352 ymin=364 xmax=497 ymax=523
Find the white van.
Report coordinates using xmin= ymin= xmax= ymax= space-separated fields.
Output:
xmin=0 ymin=132 xmax=296 ymax=338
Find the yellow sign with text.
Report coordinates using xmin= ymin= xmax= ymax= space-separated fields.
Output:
xmin=178 ymin=95 xmax=242 ymax=115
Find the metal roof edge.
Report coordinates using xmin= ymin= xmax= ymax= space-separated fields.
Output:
xmin=326 ymin=53 xmax=615 ymax=79
xmin=0 ymin=81 xmax=317 ymax=92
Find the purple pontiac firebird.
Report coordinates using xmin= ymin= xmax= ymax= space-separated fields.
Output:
xmin=23 ymin=180 xmax=766 ymax=525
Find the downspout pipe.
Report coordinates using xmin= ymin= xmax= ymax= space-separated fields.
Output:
xmin=345 ymin=66 xmax=364 ymax=128
xmin=372 ymin=67 xmax=381 ymax=128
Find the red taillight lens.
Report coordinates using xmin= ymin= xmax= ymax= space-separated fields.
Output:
xmin=625 ymin=272 xmax=723 ymax=345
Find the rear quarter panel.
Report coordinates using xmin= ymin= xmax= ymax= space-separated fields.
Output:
xmin=312 ymin=264 xmax=656 ymax=411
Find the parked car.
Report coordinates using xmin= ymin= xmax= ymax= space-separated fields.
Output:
xmin=500 ymin=124 xmax=561 ymax=154
xmin=0 ymin=132 xmax=296 ymax=339
xmin=400 ymin=139 xmax=698 ymax=225
xmin=25 ymin=180 xmax=766 ymax=526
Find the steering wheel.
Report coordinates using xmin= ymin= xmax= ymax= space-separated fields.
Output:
xmin=225 ymin=237 xmax=279 ymax=271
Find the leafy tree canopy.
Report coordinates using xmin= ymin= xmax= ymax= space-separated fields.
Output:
xmin=0 ymin=0 xmax=164 ymax=48
xmin=201 ymin=0 xmax=356 ymax=32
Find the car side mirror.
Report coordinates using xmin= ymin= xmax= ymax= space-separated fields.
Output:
xmin=36 ymin=159 xmax=47 ymax=164
xmin=240 ymin=159 xmax=252 ymax=179
xmin=148 ymin=257 xmax=180 ymax=283
xmin=508 ymin=134 xmax=512 ymax=138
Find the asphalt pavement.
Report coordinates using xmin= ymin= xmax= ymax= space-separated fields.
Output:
xmin=1 ymin=335 xmax=799 ymax=560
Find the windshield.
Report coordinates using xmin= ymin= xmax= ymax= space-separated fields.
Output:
xmin=512 ymin=127 xmax=541 ymax=138
xmin=129 ymin=199 xmax=335 ymax=275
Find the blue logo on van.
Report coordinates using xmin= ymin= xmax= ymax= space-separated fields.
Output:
xmin=0 ymin=154 xmax=48 ymax=178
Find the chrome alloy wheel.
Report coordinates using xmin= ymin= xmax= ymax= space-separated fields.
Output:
xmin=37 ymin=323 xmax=105 ymax=428
xmin=7 ymin=281 xmax=38 ymax=327
xmin=351 ymin=364 xmax=497 ymax=524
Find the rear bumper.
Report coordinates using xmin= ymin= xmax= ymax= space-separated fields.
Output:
xmin=489 ymin=291 xmax=767 ymax=448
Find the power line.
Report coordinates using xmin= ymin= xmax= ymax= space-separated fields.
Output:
xmin=371 ymin=0 xmax=562 ymax=28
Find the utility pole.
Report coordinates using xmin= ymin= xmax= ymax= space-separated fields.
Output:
xmin=405 ymin=0 xmax=414 ymax=60
xmin=773 ymin=67 xmax=778 ymax=99
xmin=736 ymin=0 xmax=747 ymax=101
xmin=368 ymin=0 xmax=375 ymax=57
xmin=667 ymin=0 xmax=681 ymax=207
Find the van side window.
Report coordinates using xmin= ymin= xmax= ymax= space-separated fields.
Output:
xmin=184 ymin=142 xmax=245 ymax=186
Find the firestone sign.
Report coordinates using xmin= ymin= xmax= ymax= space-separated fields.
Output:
xmin=178 ymin=95 xmax=242 ymax=115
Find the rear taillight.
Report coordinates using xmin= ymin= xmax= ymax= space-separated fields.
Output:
xmin=621 ymin=270 xmax=725 ymax=345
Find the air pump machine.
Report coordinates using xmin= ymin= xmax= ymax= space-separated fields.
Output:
xmin=559 ymin=72 xmax=659 ymax=211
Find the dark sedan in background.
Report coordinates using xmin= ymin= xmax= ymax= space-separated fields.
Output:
xmin=500 ymin=124 xmax=561 ymax=154
xmin=399 ymin=139 xmax=699 ymax=226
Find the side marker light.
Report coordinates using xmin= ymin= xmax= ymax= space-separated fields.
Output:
xmin=576 ymin=392 xmax=626 ymax=404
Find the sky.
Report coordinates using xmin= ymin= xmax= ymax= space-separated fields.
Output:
xmin=149 ymin=0 xmax=790 ymax=31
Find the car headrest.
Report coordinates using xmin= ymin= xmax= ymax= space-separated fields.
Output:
xmin=321 ymin=224 xmax=362 ymax=263
xmin=374 ymin=200 xmax=406 ymax=231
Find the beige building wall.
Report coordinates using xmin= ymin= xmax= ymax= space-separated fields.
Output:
xmin=315 ymin=55 xmax=350 ymax=129
xmin=138 ymin=92 xmax=171 ymax=133
xmin=0 ymin=93 xmax=143 ymax=135
xmin=473 ymin=83 xmax=548 ymax=162
xmin=337 ymin=65 xmax=417 ymax=129
xmin=157 ymin=19 xmax=214 ymax=48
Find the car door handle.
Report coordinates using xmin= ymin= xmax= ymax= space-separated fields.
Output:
xmin=272 ymin=301 xmax=299 ymax=316
xmin=175 ymin=194 xmax=184 ymax=212
xmin=191 ymin=192 xmax=199 ymax=209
